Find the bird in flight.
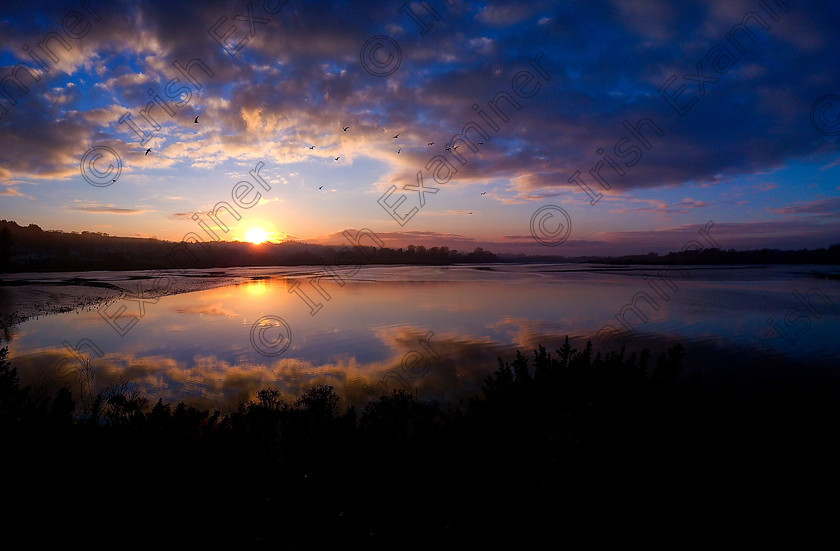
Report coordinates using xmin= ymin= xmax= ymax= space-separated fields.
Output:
xmin=111 ymin=178 xmax=117 ymax=183
xmin=477 ymin=142 xmax=484 ymax=145
xmin=469 ymin=212 xmax=473 ymax=215
xmin=145 ymin=148 xmax=152 ymax=156
xmin=309 ymin=145 xmax=315 ymax=150
xmin=444 ymin=147 xmax=452 ymax=152
xmin=319 ymin=186 xmax=323 ymax=189
xmin=392 ymin=133 xmax=400 ymax=139
xmin=335 ymin=156 xmax=340 ymax=161
xmin=343 ymin=126 xmax=349 ymax=131
xmin=194 ymin=116 xmax=199 ymax=124
xmin=454 ymin=145 xmax=460 ymax=150
xmin=428 ymin=142 xmax=435 ymax=146
xmin=481 ymin=192 xmax=487 ymax=195
xmin=397 ymin=148 xmax=401 ymax=154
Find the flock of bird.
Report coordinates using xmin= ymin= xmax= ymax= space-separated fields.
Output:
xmin=141 ymin=117 xmax=491 ymax=206
xmin=307 ymin=125 xmax=488 ymax=165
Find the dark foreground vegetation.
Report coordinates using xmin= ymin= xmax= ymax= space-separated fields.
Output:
xmin=2 ymin=341 xmax=839 ymax=546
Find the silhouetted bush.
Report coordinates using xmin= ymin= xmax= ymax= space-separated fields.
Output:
xmin=2 ymin=340 xmax=839 ymax=544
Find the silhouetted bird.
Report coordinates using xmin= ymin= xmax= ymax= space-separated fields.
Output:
xmin=335 ymin=156 xmax=340 ymax=161
xmin=478 ymin=142 xmax=484 ymax=145
xmin=428 ymin=142 xmax=435 ymax=146
xmin=319 ymin=186 xmax=323 ymax=189
xmin=392 ymin=133 xmax=400 ymax=139
xmin=444 ymin=147 xmax=452 ymax=152
xmin=145 ymin=148 xmax=152 ymax=156
xmin=397 ymin=148 xmax=401 ymax=154
xmin=343 ymin=126 xmax=349 ymax=131
xmin=194 ymin=116 xmax=199 ymax=123
xmin=309 ymin=145 xmax=315 ymax=149
xmin=454 ymin=145 xmax=460 ymax=150
xmin=481 ymin=192 xmax=487 ymax=195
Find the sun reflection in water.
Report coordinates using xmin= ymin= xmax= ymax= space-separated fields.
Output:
xmin=244 ymin=279 xmax=270 ymax=296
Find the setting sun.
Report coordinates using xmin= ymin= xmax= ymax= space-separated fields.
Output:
xmin=245 ymin=227 xmax=269 ymax=244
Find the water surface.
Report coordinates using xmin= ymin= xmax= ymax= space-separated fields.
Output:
xmin=5 ymin=263 xmax=839 ymax=408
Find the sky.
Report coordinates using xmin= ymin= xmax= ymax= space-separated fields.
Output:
xmin=1 ymin=0 xmax=839 ymax=256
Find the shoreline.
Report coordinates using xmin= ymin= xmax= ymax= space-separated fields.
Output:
xmin=0 ymin=269 xmax=252 ymax=335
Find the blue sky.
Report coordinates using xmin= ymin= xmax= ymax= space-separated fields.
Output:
xmin=1 ymin=0 xmax=839 ymax=255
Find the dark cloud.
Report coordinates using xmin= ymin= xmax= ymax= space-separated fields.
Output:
xmin=0 ymin=0 xmax=837 ymax=252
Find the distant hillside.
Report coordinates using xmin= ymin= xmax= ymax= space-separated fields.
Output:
xmin=1 ymin=220 xmax=838 ymax=273
xmin=0 ymin=220 xmax=499 ymax=273
xmin=498 ymin=245 xmax=840 ymax=266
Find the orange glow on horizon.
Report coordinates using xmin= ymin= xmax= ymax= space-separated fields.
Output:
xmin=245 ymin=227 xmax=270 ymax=244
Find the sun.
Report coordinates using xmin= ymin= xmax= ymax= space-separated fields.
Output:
xmin=245 ymin=227 xmax=269 ymax=244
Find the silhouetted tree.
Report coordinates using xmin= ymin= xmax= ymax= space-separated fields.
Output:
xmin=294 ymin=384 xmax=340 ymax=420
xmin=0 ymin=226 xmax=14 ymax=271
xmin=101 ymin=379 xmax=148 ymax=426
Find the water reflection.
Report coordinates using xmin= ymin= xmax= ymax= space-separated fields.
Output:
xmin=5 ymin=264 xmax=839 ymax=409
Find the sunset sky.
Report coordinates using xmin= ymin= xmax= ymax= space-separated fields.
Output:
xmin=1 ymin=0 xmax=839 ymax=255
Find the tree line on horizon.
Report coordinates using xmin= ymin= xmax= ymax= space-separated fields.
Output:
xmin=499 ymin=244 xmax=840 ymax=265
xmin=1 ymin=219 xmax=838 ymax=273
xmin=0 ymin=220 xmax=499 ymax=272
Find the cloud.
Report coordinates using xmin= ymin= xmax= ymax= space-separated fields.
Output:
xmin=770 ymin=197 xmax=840 ymax=217
xmin=608 ymin=197 xmax=708 ymax=215
xmin=675 ymin=198 xmax=709 ymax=209
xmin=0 ymin=0 xmax=838 ymax=253
xmin=171 ymin=212 xmax=199 ymax=220
xmin=0 ymin=187 xmax=26 ymax=197
xmin=70 ymin=206 xmax=152 ymax=214
xmin=4 ymin=0 xmax=825 ymax=194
